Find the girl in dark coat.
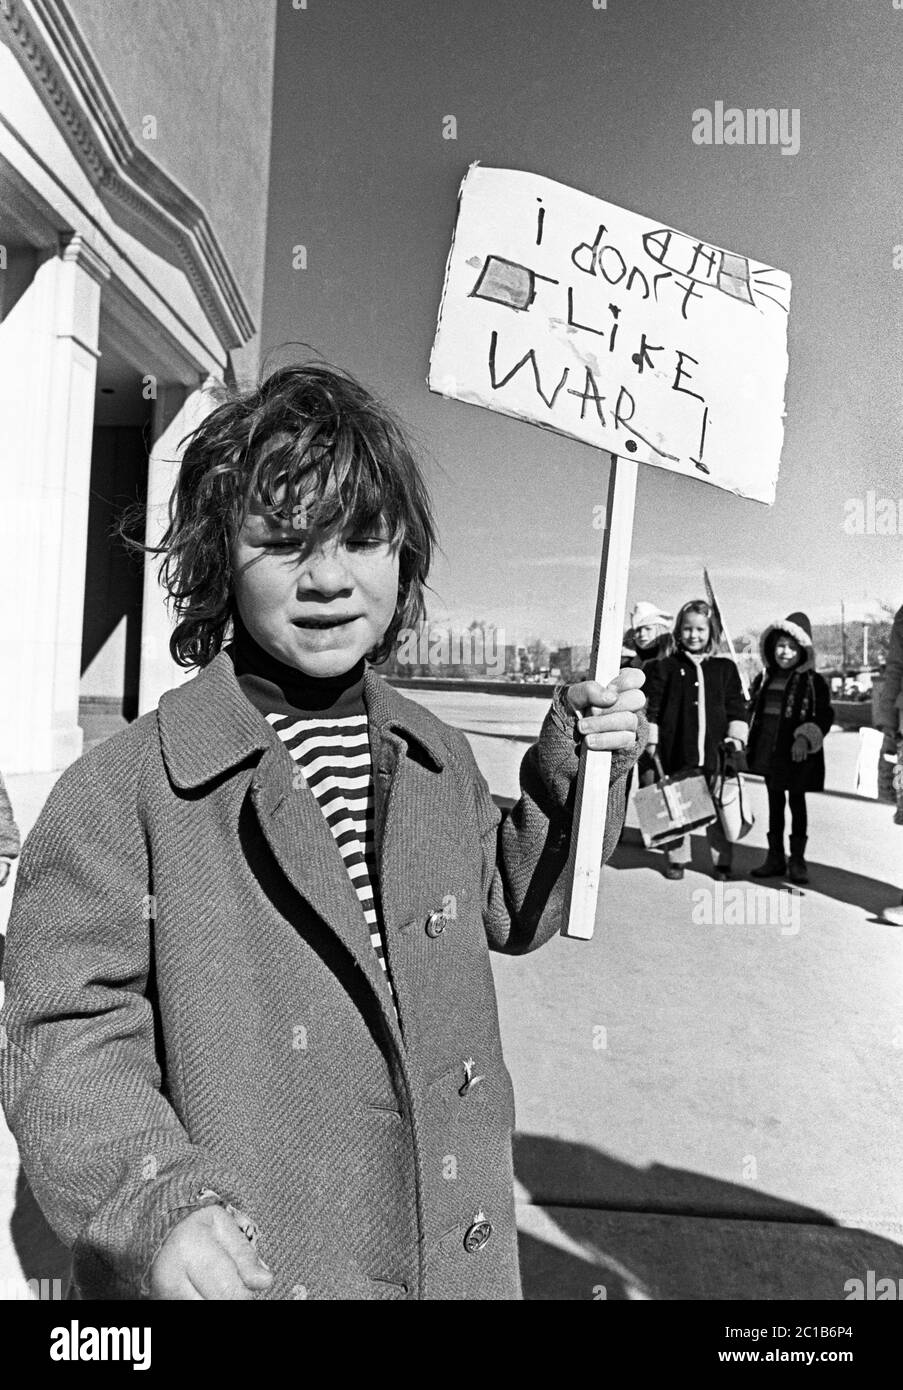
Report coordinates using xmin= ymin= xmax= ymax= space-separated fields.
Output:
xmin=746 ymin=611 xmax=834 ymax=885
xmin=644 ymin=599 xmax=749 ymax=880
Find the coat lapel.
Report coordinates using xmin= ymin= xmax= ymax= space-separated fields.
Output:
xmin=363 ymin=668 xmax=449 ymax=900
xmin=157 ymin=652 xmax=448 ymax=1039
xmin=248 ymin=740 xmax=399 ymax=1026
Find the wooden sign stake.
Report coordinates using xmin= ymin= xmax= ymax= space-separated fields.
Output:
xmin=560 ymin=450 xmax=639 ymax=940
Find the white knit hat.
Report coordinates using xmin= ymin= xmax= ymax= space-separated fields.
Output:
xmin=630 ymin=601 xmax=673 ymax=630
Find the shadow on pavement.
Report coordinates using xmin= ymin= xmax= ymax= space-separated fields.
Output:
xmin=514 ymin=1133 xmax=903 ymax=1300
xmin=608 ymin=834 xmax=902 ymax=921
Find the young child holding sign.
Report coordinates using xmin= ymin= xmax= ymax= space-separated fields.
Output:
xmin=0 ymin=363 xmax=646 ymax=1301
xmin=644 ymin=598 xmax=748 ymax=880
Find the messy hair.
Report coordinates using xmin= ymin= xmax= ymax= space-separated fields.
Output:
xmin=120 ymin=362 xmax=437 ymax=668
xmin=674 ymin=599 xmax=721 ymax=656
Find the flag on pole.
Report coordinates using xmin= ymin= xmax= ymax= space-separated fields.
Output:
xmin=703 ymin=567 xmax=750 ymax=700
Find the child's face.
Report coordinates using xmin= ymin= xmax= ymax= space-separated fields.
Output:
xmin=680 ymin=613 xmax=709 ymax=652
xmin=230 ymin=487 xmax=400 ymax=678
xmin=634 ymin=624 xmax=656 ymax=649
xmin=774 ymin=635 xmax=802 ymax=669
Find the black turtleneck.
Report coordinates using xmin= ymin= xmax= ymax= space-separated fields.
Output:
xmin=226 ymin=609 xmax=367 ymax=722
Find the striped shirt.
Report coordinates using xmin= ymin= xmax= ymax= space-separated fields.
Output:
xmin=228 ymin=626 xmax=398 ymax=1015
xmin=264 ymin=709 xmax=396 ymax=1003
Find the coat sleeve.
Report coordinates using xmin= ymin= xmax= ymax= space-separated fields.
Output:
xmin=878 ymin=605 xmax=903 ymax=732
xmin=0 ymin=742 xmax=252 ymax=1298
xmin=747 ymin=671 xmax=762 ymax=721
xmin=0 ymin=771 xmax=21 ymax=860
xmin=723 ymin=660 xmax=750 ymax=743
xmin=455 ymin=683 xmax=648 ymax=955
xmin=794 ymin=674 xmax=835 ymax=753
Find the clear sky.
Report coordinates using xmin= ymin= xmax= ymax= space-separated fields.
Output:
xmin=261 ymin=0 xmax=903 ymax=647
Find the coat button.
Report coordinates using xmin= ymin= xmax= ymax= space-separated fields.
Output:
xmin=464 ymin=1211 xmax=492 ymax=1252
xmin=425 ymin=910 xmax=448 ymax=938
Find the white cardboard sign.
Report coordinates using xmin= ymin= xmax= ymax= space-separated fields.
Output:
xmin=429 ymin=165 xmax=791 ymax=505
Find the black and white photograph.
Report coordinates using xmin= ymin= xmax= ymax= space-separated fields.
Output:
xmin=0 ymin=0 xmax=901 ymax=1349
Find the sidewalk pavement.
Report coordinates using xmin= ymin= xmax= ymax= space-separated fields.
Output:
xmin=1 ymin=696 xmax=901 ymax=1299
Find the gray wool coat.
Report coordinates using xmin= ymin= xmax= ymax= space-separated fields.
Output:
xmin=0 ymin=652 xmax=645 ymax=1300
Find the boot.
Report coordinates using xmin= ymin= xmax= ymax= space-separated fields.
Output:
xmin=788 ymin=834 xmax=808 ymax=885
xmin=751 ymin=834 xmax=786 ymax=878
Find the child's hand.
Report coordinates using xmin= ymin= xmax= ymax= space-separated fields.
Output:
xmin=791 ymin=734 xmax=809 ymax=762
xmin=566 ymin=669 xmax=646 ymax=752
xmin=149 ymin=1205 xmax=274 ymax=1300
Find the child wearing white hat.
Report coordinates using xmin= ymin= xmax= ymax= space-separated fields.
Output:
xmin=626 ymin=602 xmax=676 ymax=668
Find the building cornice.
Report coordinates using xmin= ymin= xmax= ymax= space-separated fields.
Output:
xmin=60 ymin=229 xmax=110 ymax=284
xmin=1 ymin=0 xmax=257 ymax=350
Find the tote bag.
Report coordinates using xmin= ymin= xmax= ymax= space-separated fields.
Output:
xmin=635 ymin=755 xmax=718 ymax=849
xmin=712 ymin=747 xmax=755 ymax=843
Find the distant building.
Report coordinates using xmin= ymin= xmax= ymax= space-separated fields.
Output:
xmin=0 ymin=0 xmax=277 ymax=773
xmin=550 ymin=647 xmax=572 ymax=679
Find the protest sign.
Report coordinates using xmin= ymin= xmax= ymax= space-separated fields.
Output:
xmin=429 ymin=165 xmax=790 ymax=504
xmin=428 ymin=166 xmax=790 ymax=939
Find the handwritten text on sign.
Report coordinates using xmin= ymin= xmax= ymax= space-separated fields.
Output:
xmin=428 ymin=166 xmax=791 ymax=505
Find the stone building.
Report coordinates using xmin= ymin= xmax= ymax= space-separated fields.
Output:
xmin=0 ymin=0 xmax=277 ymax=774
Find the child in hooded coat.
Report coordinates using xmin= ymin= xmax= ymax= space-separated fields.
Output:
xmin=745 ymin=611 xmax=833 ymax=885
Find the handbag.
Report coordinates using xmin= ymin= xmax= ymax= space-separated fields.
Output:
xmin=635 ymin=754 xmax=718 ymax=849
xmin=712 ymin=745 xmax=755 ymax=843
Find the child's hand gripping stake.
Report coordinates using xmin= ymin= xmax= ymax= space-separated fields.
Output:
xmin=566 ymin=672 xmax=646 ymax=753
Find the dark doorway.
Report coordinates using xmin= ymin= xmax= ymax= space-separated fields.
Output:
xmin=79 ymin=422 xmax=149 ymax=743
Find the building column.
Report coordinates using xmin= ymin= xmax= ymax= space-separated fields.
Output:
xmin=138 ymin=377 xmax=220 ymax=718
xmin=0 ymin=233 xmax=109 ymax=774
